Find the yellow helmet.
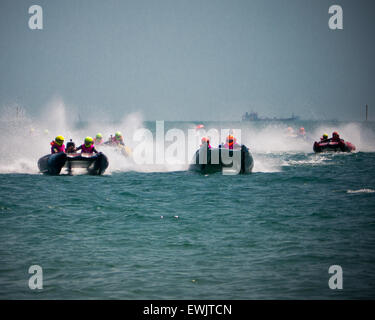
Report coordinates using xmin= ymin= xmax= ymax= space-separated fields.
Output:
xmin=96 ymin=133 xmax=103 ymax=140
xmin=84 ymin=136 xmax=94 ymax=146
xmin=115 ymin=131 xmax=122 ymax=140
xmin=55 ymin=135 xmax=65 ymax=146
xmin=323 ymin=133 xmax=328 ymax=139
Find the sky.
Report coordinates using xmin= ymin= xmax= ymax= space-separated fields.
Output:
xmin=0 ymin=0 xmax=374 ymax=121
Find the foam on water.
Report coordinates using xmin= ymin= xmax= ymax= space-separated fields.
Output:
xmin=0 ymin=99 xmax=147 ymax=174
xmin=347 ymin=189 xmax=375 ymax=194
xmin=282 ymin=154 xmax=334 ymax=167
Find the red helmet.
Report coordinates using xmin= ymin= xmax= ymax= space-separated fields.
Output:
xmin=226 ymin=135 xmax=236 ymax=142
xmin=332 ymin=131 xmax=339 ymax=138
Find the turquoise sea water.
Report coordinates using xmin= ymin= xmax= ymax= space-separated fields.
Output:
xmin=0 ymin=120 xmax=375 ymax=299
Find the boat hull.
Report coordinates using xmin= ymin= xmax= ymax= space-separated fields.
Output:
xmin=313 ymin=141 xmax=356 ymax=153
xmin=38 ymin=152 xmax=109 ymax=175
xmin=189 ymin=145 xmax=254 ymax=174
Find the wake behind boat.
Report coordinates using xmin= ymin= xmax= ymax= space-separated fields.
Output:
xmin=38 ymin=152 xmax=109 ymax=175
xmin=189 ymin=144 xmax=254 ymax=174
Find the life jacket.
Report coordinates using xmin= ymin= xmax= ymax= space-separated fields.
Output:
xmin=112 ymin=137 xmax=123 ymax=144
xmin=224 ymin=135 xmax=240 ymax=149
xmin=111 ymin=136 xmax=125 ymax=146
xmin=50 ymin=141 xmax=65 ymax=154
xmin=223 ymin=143 xmax=231 ymax=149
xmin=80 ymin=143 xmax=94 ymax=153
xmin=223 ymin=142 xmax=240 ymax=149
xmin=200 ymin=142 xmax=211 ymax=149
xmin=94 ymin=138 xmax=103 ymax=145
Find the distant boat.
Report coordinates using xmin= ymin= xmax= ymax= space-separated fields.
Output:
xmin=242 ymin=112 xmax=299 ymax=122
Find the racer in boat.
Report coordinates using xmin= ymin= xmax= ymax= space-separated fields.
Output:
xmin=94 ymin=133 xmax=104 ymax=145
xmin=286 ymin=126 xmax=297 ymax=138
xmin=331 ymin=131 xmax=344 ymax=142
xmin=298 ymin=127 xmax=306 ymax=139
xmin=200 ymin=137 xmax=211 ymax=149
xmin=221 ymin=135 xmax=241 ymax=149
xmin=105 ymin=131 xmax=125 ymax=146
xmin=50 ymin=135 xmax=65 ymax=154
xmin=320 ymin=133 xmax=329 ymax=142
xmin=331 ymin=131 xmax=346 ymax=148
xmin=75 ymin=136 xmax=99 ymax=154
xmin=65 ymin=139 xmax=76 ymax=153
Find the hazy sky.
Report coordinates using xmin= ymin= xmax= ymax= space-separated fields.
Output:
xmin=0 ymin=0 xmax=374 ymax=121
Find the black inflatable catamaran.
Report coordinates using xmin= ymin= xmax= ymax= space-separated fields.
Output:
xmin=38 ymin=152 xmax=109 ymax=175
xmin=189 ymin=145 xmax=254 ymax=174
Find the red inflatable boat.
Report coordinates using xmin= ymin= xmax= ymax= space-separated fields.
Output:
xmin=313 ymin=140 xmax=356 ymax=153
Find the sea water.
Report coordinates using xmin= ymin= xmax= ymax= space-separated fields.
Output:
xmin=0 ymin=116 xmax=375 ymax=299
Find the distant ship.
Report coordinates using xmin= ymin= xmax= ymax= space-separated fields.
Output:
xmin=242 ymin=112 xmax=299 ymax=122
